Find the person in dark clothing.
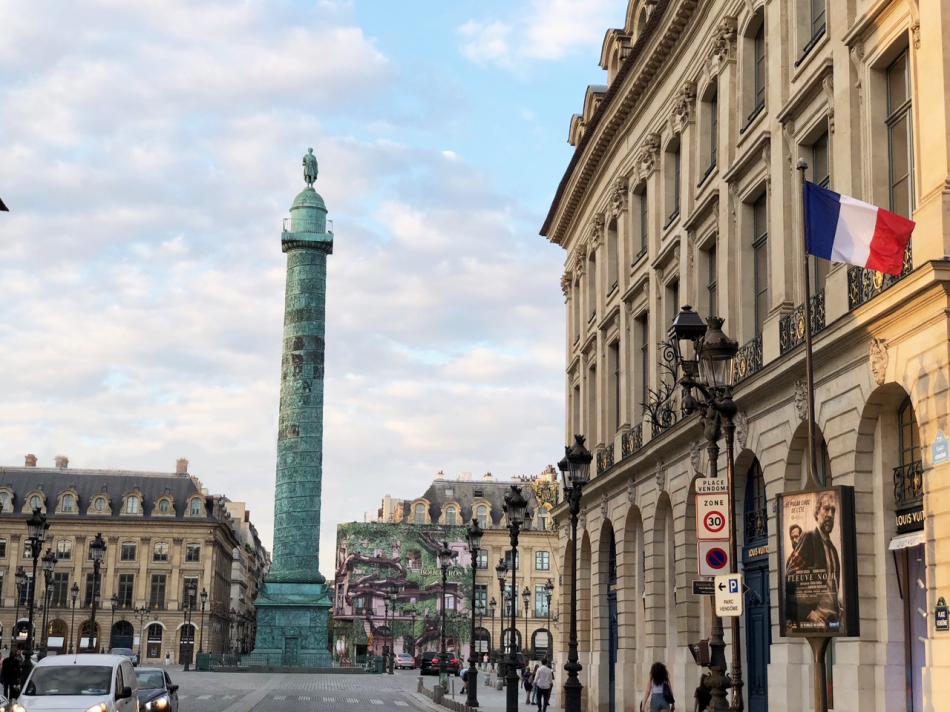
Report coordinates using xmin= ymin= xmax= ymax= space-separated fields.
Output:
xmin=1 ymin=651 xmax=21 ymax=700
xmin=17 ymin=651 xmax=32 ymax=696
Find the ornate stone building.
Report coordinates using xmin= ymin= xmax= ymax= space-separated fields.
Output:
xmin=334 ymin=470 xmax=561 ymax=663
xmin=541 ymin=2 xmax=948 ymax=711
xmin=0 ymin=455 xmax=268 ymax=663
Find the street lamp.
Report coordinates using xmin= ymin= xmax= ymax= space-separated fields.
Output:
xmin=88 ymin=532 xmax=106 ymax=652
xmin=183 ymin=579 xmax=197 ymax=671
xmin=135 ymin=606 xmax=150 ymax=662
xmin=559 ymin=434 xmax=592 ymax=712
xmin=503 ymin=485 xmax=529 ymax=712
xmin=13 ymin=565 xmax=26 ymax=648
xmin=384 ymin=588 xmax=395 ymax=674
xmin=402 ymin=604 xmax=417 ymax=659
xmin=25 ymin=508 xmax=50 ymax=659
xmin=669 ymin=306 xmax=741 ymax=712
xmin=39 ymin=548 xmax=57 ymax=658
xmin=437 ymin=540 xmax=457 ymax=692
xmin=521 ymin=586 xmax=530 ymax=659
xmin=465 ymin=518 xmax=483 ymax=707
xmin=68 ymin=582 xmax=79 ymax=654
xmin=544 ymin=579 xmax=554 ymax=658
xmin=495 ymin=559 xmax=507 ymax=667
xmin=109 ymin=593 xmax=119 ymax=651
xmin=488 ymin=597 xmax=496 ymax=670
xmin=198 ymin=588 xmax=208 ymax=655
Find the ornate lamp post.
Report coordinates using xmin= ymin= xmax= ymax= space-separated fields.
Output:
xmin=544 ymin=579 xmax=554 ymax=658
xmin=229 ymin=607 xmax=237 ymax=654
xmin=25 ymin=508 xmax=50 ymax=659
xmin=386 ymin=587 xmax=395 ymax=674
xmin=68 ymin=582 xmax=79 ymax=653
xmin=403 ymin=604 xmax=417 ymax=659
xmin=198 ymin=588 xmax=208 ymax=655
xmin=183 ymin=579 xmax=196 ymax=671
xmin=39 ymin=549 xmax=57 ymax=658
xmin=488 ymin=597 xmax=496 ymax=669
xmin=558 ymin=434 xmax=592 ymax=712
xmin=109 ymin=593 xmax=119 ymax=651
xmin=503 ymin=485 xmax=529 ymax=712
xmin=668 ymin=306 xmax=741 ymax=711
xmin=135 ymin=605 xmax=150 ymax=662
xmin=495 ymin=559 xmax=507 ymax=666
xmin=521 ymin=586 xmax=530 ymax=658
xmin=437 ymin=540 xmax=457 ymax=692
xmin=13 ymin=565 xmax=26 ymax=648
xmin=87 ymin=532 xmax=106 ymax=652
xmin=465 ymin=518 xmax=483 ymax=707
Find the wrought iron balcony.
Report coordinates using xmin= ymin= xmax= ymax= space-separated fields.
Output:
xmin=596 ymin=443 xmax=615 ymax=475
xmin=621 ymin=423 xmax=643 ymax=458
xmin=893 ymin=460 xmax=924 ymax=508
xmin=848 ymin=244 xmax=913 ymax=310
xmin=732 ymin=335 xmax=763 ymax=383
xmin=779 ymin=290 xmax=826 ymax=355
xmin=744 ymin=508 xmax=768 ymax=543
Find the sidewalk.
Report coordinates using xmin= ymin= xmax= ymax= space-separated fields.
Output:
xmin=412 ymin=665 xmax=556 ymax=712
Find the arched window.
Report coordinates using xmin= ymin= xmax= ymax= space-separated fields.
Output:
xmin=445 ymin=507 xmax=457 ymax=526
xmin=189 ymin=499 xmax=203 ymax=516
xmin=0 ymin=492 xmax=11 ymax=512
xmin=61 ymin=494 xmax=75 ymax=513
xmin=414 ymin=503 xmax=426 ymax=525
xmin=664 ymin=138 xmax=681 ymax=225
xmin=29 ymin=494 xmax=42 ymax=510
xmin=476 ymin=505 xmax=489 ymax=529
xmin=126 ymin=496 xmax=140 ymax=514
xmin=93 ymin=496 xmax=107 ymax=512
xmin=146 ymin=623 xmax=164 ymax=659
xmin=159 ymin=499 xmax=171 ymax=514
xmin=744 ymin=460 xmax=767 ymax=544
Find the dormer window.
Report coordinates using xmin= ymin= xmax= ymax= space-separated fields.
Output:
xmin=94 ymin=496 xmax=106 ymax=512
xmin=189 ymin=499 xmax=203 ymax=516
xmin=414 ymin=503 xmax=426 ymax=525
xmin=445 ymin=506 xmax=458 ymax=526
xmin=476 ymin=505 xmax=489 ymax=529
xmin=29 ymin=494 xmax=42 ymax=510
xmin=159 ymin=499 xmax=170 ymax=514
xmin=0 ymin=492 xmax=12 ymax=513
xmin=126 ymin=496 xmax=140 ymax=514
xmin=61 ymin=494 xmax=75 ymax=513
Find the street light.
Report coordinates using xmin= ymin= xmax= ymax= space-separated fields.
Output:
xmin=495 ymin=559 xmax=507 ymax=667
xmin=39 ymin=548 xmax=57 ymax=658
xmin=488 ymin=597 xmax=496 ymax=670
xmin=437 ymin=540 xmax=457 ymax=692
xmin=135 ymin=606 xmax=150 ymax=662
xmin=465 ymin=518 xmax=483 ymax=707
xmin=669 ymin=306 xmax=740 ymax=712
xmin=384 ymin=588 xmax=394 ymax=674
xmin=544 ymin=579 xmax=554 ymax=658
xmin=402 ymin=604 xmax=417 ymax=660
xmin=503 ymin=485 xmax=529 ymax=712
xmin=109 ymin=593 xmax=119 ymax=652
xmin=521 ymin=586 xmax=530 ymax=659
xmin=559 ymin=434 xmax=592 ymax=712
xmin=25 ymin=508 xmax=50 ymax=659
xmin=68 ymin=582 xmax=79 ymax=654
xmin=183 ymin=579 xmax=197 ymax=671
xmin=88 ymin=532 xmax=106 ymax=652
xmin=13 ymin=565 xmax=26 ymax=648
xmin=198 ymin=588 xmax=208 ymax=655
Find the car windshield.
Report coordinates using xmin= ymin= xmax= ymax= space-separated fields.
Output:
xmin=26 ymin=666 xmax=112 ymax=696
xmin=136 ymin=670 xmax=165 ymax=689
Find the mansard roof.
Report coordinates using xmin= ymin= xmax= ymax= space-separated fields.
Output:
xmin=405 ymin=478 xmax=546 ymax=528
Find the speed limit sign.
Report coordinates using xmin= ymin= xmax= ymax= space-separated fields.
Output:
xmin=696 ymin=492 xmax=730 ymax=540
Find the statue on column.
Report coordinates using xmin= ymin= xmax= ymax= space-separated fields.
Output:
xmin=303 ymin=148 xmax=319 ymax=187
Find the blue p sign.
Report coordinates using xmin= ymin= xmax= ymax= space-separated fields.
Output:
xmin=729 ymin=579 xmax=739 ymax=594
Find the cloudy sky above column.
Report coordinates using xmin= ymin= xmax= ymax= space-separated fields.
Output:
xmin=0 ymin=0 xmax=615 ymax=574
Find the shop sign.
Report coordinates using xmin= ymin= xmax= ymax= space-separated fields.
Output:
xmin=777 ymin=486 xmax=860 ymax=638
xmin=936 ymin=597 xmax=949 ymax=632
xmin=933 ymin=431 xmax=949 ymax=465
xmin=895 ymin=505 xmax=924 ymax=535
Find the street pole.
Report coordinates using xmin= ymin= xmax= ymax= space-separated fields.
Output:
xmin=137 ymin=606 xmax=150 ymax=662
xmin=522 ymin=587 xmax=529 ymax=659
xmin=495 ymin=559 xmax=507 ymax=669
xmin=437 ymin=541 xmax=456 ymax=694
xmin=25 ymin=508 xmax=50 ymax=660
xmin=13 ymin=567 xmax=25 ymax=649
xmin=703 ymin=409 xmax=730 ymax=712
xmin=489 ymin=599 xmax=496 ymax=670
xmin=39 ymin=549 xmax=56 ymax=659
xmin=558 ymin=436 xmax=592 ymax=712
xmin=88 ymin=533 xmax=106 ymax=653
xmin=68 ymin=583 xmax=79 ymax=653
xmin=466 ymin=519 xmax=483 ymax=708
xmin=183 ymin=580 xmax=196 ymax=671
xmin=544 ymin=579 xmax=553 ymax=659
xmin=198 ymin=588 xmax=208 ymax=655
xmin=503 ymin=485 xmax=528 ymax=712
xmin=109 ymin=594 xmax=118 ymax=652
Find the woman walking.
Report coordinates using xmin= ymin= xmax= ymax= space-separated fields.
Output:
xmin=522 ymin=663 xmax=535 ymax=704
xmin=642 ymin=662 xmax=675 ymax=711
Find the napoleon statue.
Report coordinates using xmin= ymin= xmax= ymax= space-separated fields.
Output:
xmin=303 ymin=147 xmax=319 ymax=187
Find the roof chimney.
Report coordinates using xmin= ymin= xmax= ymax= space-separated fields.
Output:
xmin=54 ymin=455 xmax=68 ymax=469
xmin=176 ymin=458 xmax=189 ymax=475
xmin=483 ymin=471 xmax=493 ymax=481
xmin=24 ymin=454 xmax=37 ymax=468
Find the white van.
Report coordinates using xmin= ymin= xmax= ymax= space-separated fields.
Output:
xmin=14 ymin=654 xmax=138 ymax=712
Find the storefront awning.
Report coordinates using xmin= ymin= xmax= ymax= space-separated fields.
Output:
xmin=888 ymin=531 xmax=925 ymax=550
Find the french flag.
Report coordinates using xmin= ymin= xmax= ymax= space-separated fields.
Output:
xmin=805 ymin=182 xmax=915 ymax=276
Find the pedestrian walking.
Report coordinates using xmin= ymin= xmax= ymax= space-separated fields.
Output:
xmin=1 ymin=651 xmax=17 ymax=700
xmin=460 ymin=666 xmax=469 ymax=695
xmin=164 ymin=651 xmax=171 ymax=666
xmin=641 ymin=662 xmax=675 ymax=711
xmin=533 ymin=657 xmax=554 ymax=712
xmin=530 ymin=662 xmax=540 ymax=704
xmin=522 ymin=663 xmax=534 ymax=704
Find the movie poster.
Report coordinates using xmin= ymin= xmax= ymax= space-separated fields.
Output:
xmin=777 ymin=486 xmax=859 ymax=637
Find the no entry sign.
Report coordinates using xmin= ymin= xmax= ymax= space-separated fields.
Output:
xmin=697 ymin=540 xmax=730 ymax=577
xmin=696 ymin=492 xmax=730 ymax=540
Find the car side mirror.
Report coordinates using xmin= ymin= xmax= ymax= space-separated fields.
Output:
xmin=168 ymin=684 xmax=179 ymax=693
xmin=117 ymin=686 xmax=133 ymax=700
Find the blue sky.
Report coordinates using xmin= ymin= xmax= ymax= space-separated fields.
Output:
xmin=0 ymin=0 xmax=617 ymax=574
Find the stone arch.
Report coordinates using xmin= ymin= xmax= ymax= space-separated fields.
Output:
xmin=593 ymin=518 xmax=618 ymax=709
xmin=650 ymin=492 xmax=676 ymax=654
xmin=619 ymin=504 xmax=644 ymax=657
xmin=79 ymin=620 xmax=100 ymax=652
xmin=578 ymin=530 xmax=592 ymax=657
xmin=110 ymin=619 xmax=134 ymax=649
xmin=46 ymin=618 xmax=68 ymax=654
xmin=146 ymin=622 xmax=164 ymax=659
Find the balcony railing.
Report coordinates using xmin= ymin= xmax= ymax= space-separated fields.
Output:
xmin=848 ymin=244 xmax=913 ymax=310
xmin=621 ymin=423 xmax=643 ymax=458
xmin=732 ymin=335 xmax=763 ymax=383
xmin=744 ymin=507 xmax=768 ymax=543
xmin=779 ymin=290 xmax=826 ymax=355
xmin=893 ymin=460 xmax=924 ymax=509
xmin=596 ymin=443 xmax=615 ymax=475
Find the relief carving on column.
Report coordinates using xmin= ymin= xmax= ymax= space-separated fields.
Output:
xmin=669 ymin=80 xmax=697 ymax=135
xmin=655 ymin=460 xmax=666 ymax=492
xmin=734 ymin=411 xmax=749 ymax=449
xmin=627 ymin=477 xmax=636 ymax=504
xmin=689 ymin=440 xmax=703 ymax=478
xmin=609 ymin=176 xmax=629 ymax=217
xmin=578 ymin=511 xmax=587 ymax=532
xmin=708 ymin=16 xmax=738 ymax=73
xmin=636 ymin=133 xmax=661 ymax=183
xmin=869 ymin=337 xmax=888 ymax=385
xmin=561 ymin=271 xmax=572 ymax=301
xmin=601 ymin=491 xmax=609 ymax=520
xmin=589 ymin=213 xmax=605 ymax=249
xmin=822 ymin=75 xmax=835 ymax=133
xmin=793 ymin=378 xmax=808 ymax=422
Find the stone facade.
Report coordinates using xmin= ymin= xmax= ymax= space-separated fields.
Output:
xmin=0 ymin=456 xmax=266 ymax=663
xmin=250 ymin=155 xmax=335 ymax=666
xmin=541 ymin=2 xmax=950 ymax=711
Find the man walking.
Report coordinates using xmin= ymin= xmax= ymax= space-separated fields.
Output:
xmin=533 ymin=657 xmax=554 ymax=712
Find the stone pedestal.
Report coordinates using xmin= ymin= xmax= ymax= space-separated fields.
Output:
xmin=251 ymin=581 xmax=333 ymax=667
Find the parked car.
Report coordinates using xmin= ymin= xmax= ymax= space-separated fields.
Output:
xmin=394 ymin=653 xmax=416 ymax=670
xmin=135 ymin=667 xmax=180 ymax=712
xmin=109 ymin=648 xmax=139 ymax=667
xmin=417 ymin=650 xmax=461 ymax=676
xmin=17 ymin=654 xmax=138 ymax=712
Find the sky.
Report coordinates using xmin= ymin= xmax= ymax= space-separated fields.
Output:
xmin=0 ymin=0 xmax=617 ymax=576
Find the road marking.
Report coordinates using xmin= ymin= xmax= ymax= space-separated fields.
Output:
xmin=274 ymin=696 xmax=286 ymax=701
xmin=197 ymin=695 xmax=211 ymax=700
xmin=223 ymin=695 xmax=235 ymax=700
xmin=323 ymin=698 xmax=335 ymax=704
xmin=346 ymin=698 xmax=358 ymax=704
xmin=370 ymin=700 xmax=383 ymax=705
xmin=299 ymin=696 xmax=311 ymax=701
xmin=394 ymin=702 xmax=409 ymax=707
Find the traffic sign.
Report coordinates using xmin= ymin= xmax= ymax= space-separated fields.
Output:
xmin=695 ymin=478 xmax=729 ymax=494
xmin=692 ymin=579 xmax=715 ymax=596
xmin=696 ymin=493 xmax=730 ymax=540
xmin=697 ymin=540 xmax=730 ymax=577
xmin=714 ymin=573 xmax=744 ymax=617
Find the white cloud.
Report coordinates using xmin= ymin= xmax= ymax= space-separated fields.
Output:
xmin=458 ymin=0 xmax=617 ymax=70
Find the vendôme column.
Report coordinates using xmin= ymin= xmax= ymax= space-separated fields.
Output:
xmin=250 ymin=148 xmax=333 ymax=668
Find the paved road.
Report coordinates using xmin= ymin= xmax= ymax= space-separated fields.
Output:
xmin=168 ymin=667 xmax=431 ymax=712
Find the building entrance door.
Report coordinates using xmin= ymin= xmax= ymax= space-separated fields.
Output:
xmin=283 ymin=636 xmax=299 ymax=666
xmin=744 ymin=559 xmax=770 ymax=711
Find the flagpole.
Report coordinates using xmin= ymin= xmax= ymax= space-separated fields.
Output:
xmin=796 ymin=160 xmax=821 ymax=491
xmin=796 ymin=159 xmax=830 ymax=712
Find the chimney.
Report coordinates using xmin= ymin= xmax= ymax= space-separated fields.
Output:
xmin=24 ymin=454 xmax=37 ymax=468
xmin=176 ymin=458 xmax=189 ymax=475
xmin=483 ymin=471 xmax=493 ymax=481
xmin=54 ymin=455 xmax=68 ymax=469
